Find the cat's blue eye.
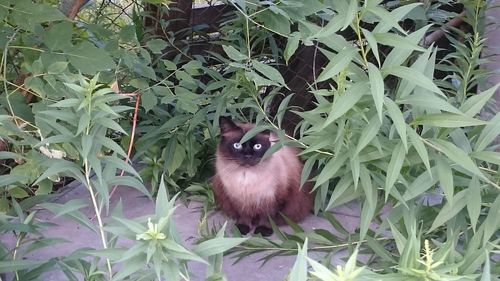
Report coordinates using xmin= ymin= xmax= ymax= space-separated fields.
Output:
xmin=253 ymin=143 xmax=262 ymax=150
xmin=233 ymin=142 xmax=242 ymax=150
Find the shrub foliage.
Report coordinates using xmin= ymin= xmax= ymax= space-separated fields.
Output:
xmin=0 ymin=0 xmax=499 ymax=280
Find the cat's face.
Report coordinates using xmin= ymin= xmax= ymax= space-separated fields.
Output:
xmin=218 ymin=117 xmax=271 ymax=167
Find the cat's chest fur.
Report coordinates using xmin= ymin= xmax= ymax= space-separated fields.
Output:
xmin=218 ymin=163 xmax=279 ymax=208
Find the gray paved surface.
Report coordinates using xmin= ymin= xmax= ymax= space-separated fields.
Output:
xmin=2 ymin=183 xmax=361 ymax=281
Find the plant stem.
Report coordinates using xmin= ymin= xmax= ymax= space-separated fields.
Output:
xmin=84 ymin=159 xmax=113 ymax=279
xmin=354 ymin=12 xmax=369 ymax=69
xmin=234 ymin=236 xmax=393 ymax=253
xmin=83 ymin=84 xmax=112 ymax=279
xmin=12 ymin=232 xmax=27 ymax=281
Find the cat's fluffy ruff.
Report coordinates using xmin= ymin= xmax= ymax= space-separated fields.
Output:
xmin=212 ymin=118 xmax=312 ymax=228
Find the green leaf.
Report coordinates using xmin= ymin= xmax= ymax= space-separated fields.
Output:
xmin=412 ymin=113 xmax=488 ymax=128
xmin=41 ymin=199 xmax=88 ymax=218
xmin=480 ymin=253 xmax=491 ymax=281
xmin=342 ymin=0 xmax=357 ymax=30
xmin=430 ymin=139 xmax=485 ymax=180
xmin=35 ymin=179 xmax=53 ymax=195
xmin=11 ymin=1 xmax=66 ymax=31
xmin=81 ymin=134 xmax=92 ymax=159
xmin=34 ymin=160 xmax=85 ymax=185
xmin=382 ymin=25 xmax=431 ymax=68
xmin=104 ymin=156 xmax=141 ymax=179
xmin=350 ymin=151 xmax=360 ymax=189
xmin=95 ymin=118 xmax=127 ymax=135
xmin=0 ymin=151 xmax=25 ymax=160
xmin=325 ymin=176 xmax=354 ymax=210
xmin=146 ymin=39 xmax=167 ymax=54
xmin=429 ymin=190 xmax=467 ymax=232
xmin=314 ymin=153 xmax=348 ymax=188
xmin=374 ymin=33 xmax=425 ymax=52
xmin=307 ymin=258 xmax=337 ymax=280
xmin=97 ymin=136 xmax=127 ymax=158
xmin=471 ymin=151 xmax=500 ymax=165
xmin=0 ymin=175 xmax=25 ymax=186
xmin=367 ymin=63 xmax=385 ymax=121
xmin=259 ymin=10 xmax=290 ymax=35
xmin=0 ymin=260 xmax=44 ymax=273
xmin=161 ymin=240 xmax=206 ymax=263
xmin=112 ymin=256 xmax=145 ymax=280
xmin=222 ymin=45 xmax=247 ymax=61
xmin=323 ymin=82 xmax=368 ymax=127
xmin=474 ymin=113 xmax=500 ymax=151
xmin=252 ymin=60 xmax=285 ymax=86
xmin=460 ymin=84 xmax=500 ymax=117
xmin=436 ymin=158 xmax=454 ymax=206
xmin=402 ymin=168 xmax=437 ymax=201
xmin=355 ymin=114 xmax=381 ymax=154
xmin=398 ymin=92 xmax=461 ymax=114
xmin=317 ymin=47 xmax=357 ymax=82
xmin=192 ymin=237 xmax=247 ymax=257
xmin=388 ymin=220 xmax=406 ymax=254
xmin=284 ymin=32 xmax=300 ymax=64
xmin=366 ymin=236 xmax=396 ymax=263
xmin=385 ymin=142 xmax=405 ymax=199
xmin=245 ymin=70 xmax=279 ymax=88
xmin=141 ymin=91 xmax=157 ymax=113
xmin=407 ymin=127 xmax=431 ymax=173
xmin=239 ymin=125 xmax=274 ymax=144
xmin=384 ymin=65 xmax=443 ymax=96
xmin=277 ymin=93 xmax=294 ymax=127
xmin=167 ymin=142 xmax=186 ymax=176
xmin=66 ymin=42 xmax=116 ymax=74
xmin=385 ymin=98 xmax=407 ymax=151
xmin=373 ymin=3 xmax=422 ymax=33
xmin=8 ymin=187 xmax=29 ymax=199
xmin=362 ymin=28 xmax=380 ymax=66
xmin=467 ymin=176 xmax=481 ymax=231
xmin=483 ymin=193 xmax=500 ymax=243
xmin=360 ymin=183 xmax=377 ymax=240
xmin=301 ymin=156 xmax=316 ymax=188
xmin=49 ymin=98 xmax=79 ymax=108
xmin=43 ymin=21 xmax=72 ymax=51
xmin=288 ymin=239 xmax=308 ymax=281
xmin=369 ymin=5 xmax=408 ymax=34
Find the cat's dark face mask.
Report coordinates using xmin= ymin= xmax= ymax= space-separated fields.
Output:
xmin=218 ymin=117 xmax=271 ymax=167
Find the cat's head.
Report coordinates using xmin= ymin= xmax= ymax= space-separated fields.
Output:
xmin=217 ymin=117 xmax=271 ymax=167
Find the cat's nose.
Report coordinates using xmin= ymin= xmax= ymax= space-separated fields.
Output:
xmin=244 ymin=154 xmax=252 ymax=158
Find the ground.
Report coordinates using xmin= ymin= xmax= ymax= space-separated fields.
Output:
xmin=2 ymin=180 xmax=364 ymax=280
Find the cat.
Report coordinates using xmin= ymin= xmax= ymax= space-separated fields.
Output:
xmin=212 ymin=116 xmax=313 ymax=236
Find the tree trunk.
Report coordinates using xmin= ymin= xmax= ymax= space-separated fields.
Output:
xmin=59 ymin=0 xmax=90 ymax=20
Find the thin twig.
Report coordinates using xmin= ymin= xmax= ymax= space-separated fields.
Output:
xmin=109 ymin=92 xmax=141 ymax=198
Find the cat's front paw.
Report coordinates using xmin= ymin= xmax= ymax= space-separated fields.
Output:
xmin=235 ymin=223 xmax=251 ymax=235
xmin=254 ymin=225 xmax=273 ymax=237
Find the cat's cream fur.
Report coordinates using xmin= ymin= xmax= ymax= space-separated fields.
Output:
xmin=215 ymin=135 xmax=302 ymax=213
xmin=212 ymin=118 xmax=313 ymax=233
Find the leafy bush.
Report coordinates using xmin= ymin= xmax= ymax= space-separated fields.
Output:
xmin=1 ymin=0 xmax=499 ymax=280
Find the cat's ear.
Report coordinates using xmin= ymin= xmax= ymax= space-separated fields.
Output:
xmin=261 ymin=129 xmax=271 ymax=138
xmin=219 ymin=116 xmax=239 ymax=134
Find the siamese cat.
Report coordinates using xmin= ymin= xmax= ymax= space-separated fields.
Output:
xmin=212 ymin=117 xmax=312 ymax=236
